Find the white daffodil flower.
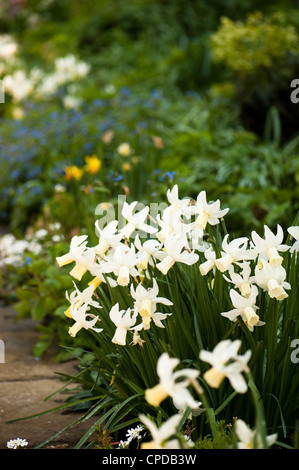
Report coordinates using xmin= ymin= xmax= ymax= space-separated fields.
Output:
xmin=56 ymin=235 xmax=88 ymax=267
xmin=223 ymin=261 xmax=255 ymax=297
xmin=0 ymin=34 xmax=17 ymax=60
xmin=101 ymin=243 xmax=139 ymax=286
xmin=287 ymin=226 xmax=299 ymax=253
xmin=94 ymin=220 xmax=123 ymax=257
xmin=186 ymin=190 xmax=229 ymax=230
xmin=156 ymin=209 xmax=191 ymax=244
xmin=156 ymin=234 xmax=199 ymax=275
xmin=65 ymin=282 xmax=101 ymax=318
xmin=199 ymin=246 xmax=217 ymax=276
xmin=215 ymin=235 xmax=256 ymax=273
xmin=130 ymin=278 xmax=173 ymax=330
xmin=139 ymin=413 xmax=182 ymax=449
xmin=109 ymin=303 xmax=137 ymax=345
xmin=56 ymin=235 xmax=95 ymax=281
xmin=199 ymin=339 xmax=251 ymax=393
xmin=254 ymin=259 xmax=290 ymax=301
xmin=221 ymin=285 xmax=263 ymax=331
xmin=120 ymin=201 xmax=157 ymax=239
xmin=134 ymin=234 xmax=162 ymax=271
xmin=145 ymin=352 xmax=203 ymax=412
xmin=3 ymin=70 xmax=33 ymax=102
xmin=165 ymin=184 xmax=190 ymax=216
xmin=68 ymin=247 xmax=95 ymax=281
xmin=235 ymin=419 xmax=277 ymax=449
xmin=68 ymin=303 xmax=102 ymax=337
xmin=86 ymin=257 xmax=118 ymax=289
xmin=251 ymin=224 xmax=289 ymax=267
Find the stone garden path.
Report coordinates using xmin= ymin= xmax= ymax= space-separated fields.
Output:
xmin=0 ymin=305 xmax=98 ymax=449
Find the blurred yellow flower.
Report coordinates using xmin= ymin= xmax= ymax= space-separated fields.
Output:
xmin=65 ymin=165 xmax=84 ymax=181
xmin=85 ymin=155 xmax=101 ymax=174
xmin=12 ymin=106 xmax=24 ymax=120
xmin=122 ymin=162 xmax=131 ymax=172
xmin=117 ymin=142 xmax=131 ymax=156
xmin=131 ymin=156 xmax=140 ymax=165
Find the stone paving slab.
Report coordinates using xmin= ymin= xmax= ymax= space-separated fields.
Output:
xmin=0 ymin=306 xmax=99 ymax=449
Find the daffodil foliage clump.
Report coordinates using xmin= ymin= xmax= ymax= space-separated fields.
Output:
xmin=55 ymin=185 xmax=299 ymax=449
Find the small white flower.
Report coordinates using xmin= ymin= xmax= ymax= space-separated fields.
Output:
xmin=68 ymin=303 xmax=102 ymax=337
xmin=254 ymin=260 xmax=290 ymax=301
xmin=7 ymin=438 xmax=28 ymax=449
xmin=251 ymin=225 xmax=289 ymax=267
xmin=126 ymin=425 xmax=145 ymax=441
xmin=54 ymin=54 xmax=90 ymax=84
xmin=199 ymin=339 xmax=251 ymax=393
xmin=63 ymin=95 xmax=82 ymax=109
xmin=65 ymin=282 xmax=101 ymax=317
xmin=156 ymin=209 xmax=190 ymax=244
xmin=145 ymin=352 xmax=203 ymax=413
xmin=139 ymin=413 xmax=182 ymax=449
xmin=130 ymin=278 xmax=173 ymax=330
xmin=134 ymin=234 xmax=162 ymax=271
xmin=235 ymin=419 xmax=277 ymax=449
xmin=165 ymin=184 xmax=190 ymax=216
xmin=221 ymin=285 xmax=263 ymax=331
xmin=56 ymin=235 xmax=95 ymax=281
xmin=109 ymin=303 xmax=137 ymax=345
xmin=101 ymin=243 xmax=139 ymax=286
xmin=223 ymin=261 xmax=255 ymax=297
xmin=287 ymin=226 xmax=299 ymax=253
xmin=0 ymin=34 xmax=17 ymax=60
xmin=94 ymin=220 xmax=123 ymax=257
xmin=156 ymin=233 xmax=199 ymax=275
xmin=3 ymin=70 xmax=32 ymax=102
xmin=186 ymin=190 xmax=229 ymax=230
xmin=117 ymin=142 xmax=131 ymax=156
xmin=215 ymin=235 xmax=256 ymax=273
xmin=121 ymin=201 xmax=157 ymax=238
xmin=199 ymin=246 xmax=217 ymax=276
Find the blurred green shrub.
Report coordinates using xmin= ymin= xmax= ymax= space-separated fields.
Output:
xmin=210 ymin=11 xmax=299 ymax=140
xmin=1 ymin=84 xmax=298 ymax=238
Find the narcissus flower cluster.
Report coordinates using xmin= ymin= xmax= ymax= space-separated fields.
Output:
xmin=56 ymin=185 xmax=297 ymax=449
xmin=57 ymin=185 xmax=297 ymax=344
